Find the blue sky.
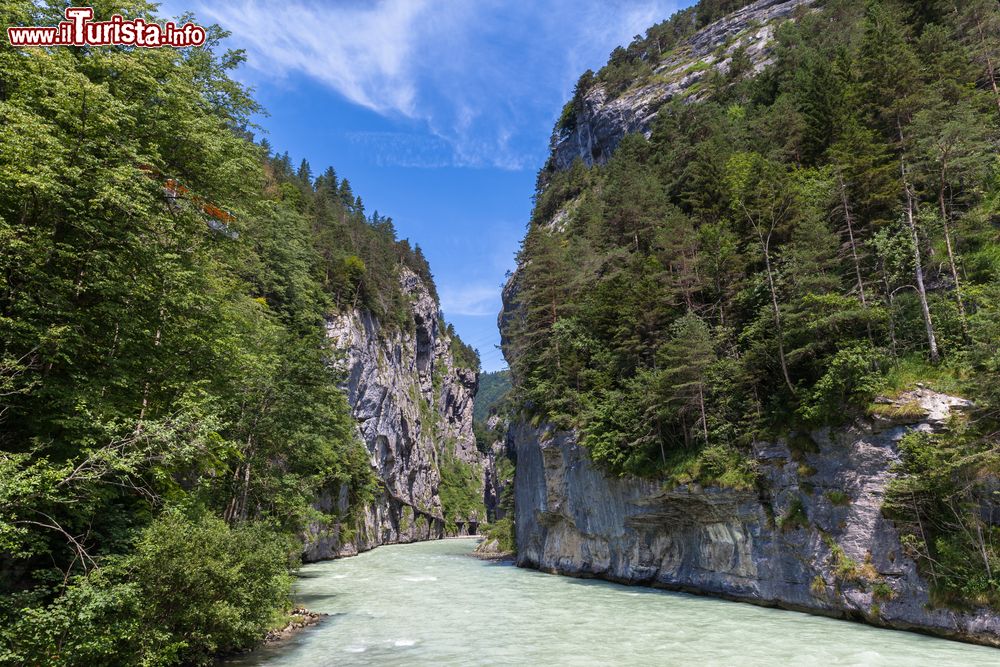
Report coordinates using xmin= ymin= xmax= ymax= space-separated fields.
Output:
xmin=159 ymin=0 xmax=688 ymax=371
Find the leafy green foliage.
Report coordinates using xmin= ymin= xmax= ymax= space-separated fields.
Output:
xmin=436 ymin=447 xmax=486 ymax=532
xmin=446 ymin=322 xmax=481 ymax=372
xmin=0 ymin=513 xmax=293 ymax=666
xmin=0 ymin=0 xmax=470 ymax=661
xmin=798 ymin=343 xmax=887 ymax=425
xmin=481 ymin=517 xmax=516 ymax=554
xmin=780 ymin=497 xmax=810 ymax=532
xmin=886 ymin=430 xmax=1000 ymax=608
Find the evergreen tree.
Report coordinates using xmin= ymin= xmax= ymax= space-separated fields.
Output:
xmin=657 ymin=313 xmax=716 ymax=445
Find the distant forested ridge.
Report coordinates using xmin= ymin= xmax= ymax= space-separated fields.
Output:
xmin=473 ymin=370 xmax=512 ymax=424
xmin=0 ymin=1 xmax=474 ymax=663
xmin=504 ymin=0 xmax=1000 ymax=607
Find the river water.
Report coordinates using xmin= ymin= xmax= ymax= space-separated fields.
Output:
xmin=232 ymin=537 xmax=998 ymax=666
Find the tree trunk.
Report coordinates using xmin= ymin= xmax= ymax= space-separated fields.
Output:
xmin=239 ymin=461 xmax=252 ymax=521
xmin=938 ymin=174 xmax=968 ymax=337
xmin=224 ymin=464 xmax=242 ymax=523
xmin=884 ymin=277 xmax=899 ymax=357
xmin=898 ymin=122 xmax=940 ymax=362
xmin=912 ymin=492 xmax=938 ymax=586
xmin=741 ymin=200 xmax=796 ymax=394
xmin=838 ymin=176 xmax=869 ymax=309
xmin=551 ymin=296 xmax=561 ymax=372
xmin=656 ymin=414 xmax=666 ymax=465
xmin=975 ymin=14 xmax=1000 ymax=117
xmin=839 ymin=176 xmax=875 ymax=345
xmin=697 ymin=384 xmax=709 ymax=442
xmin=762 ymin=239 xmax=796 ymax=393
xmin=904 ymin=177 xmax=940 ymax=362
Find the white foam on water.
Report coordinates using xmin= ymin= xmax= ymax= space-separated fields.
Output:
xmin=403 ymin=575 xmax=438 ymax=582
xmin=344 ymin=646 xmax=366 ymax=653
xmin=394 ymin=639 xmax=417 ymax=647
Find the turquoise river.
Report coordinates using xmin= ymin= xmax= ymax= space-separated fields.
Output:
xmin=232 ymin=537 xmax=999 ymax=666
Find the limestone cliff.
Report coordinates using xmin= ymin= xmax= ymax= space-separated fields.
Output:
xmin=511 ymin=391 xmax=1000 ymax=646
xmin=550 ymin=0 xmax=813 ymax=171
xmin=482 ymin=413 xmax=514 ymax=522
xmin=303 ymin=268 xmax=489 ymax=561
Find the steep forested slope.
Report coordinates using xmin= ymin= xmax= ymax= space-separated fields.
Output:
xmin=0 ymin=1 xmax=478 ymax=662
xmin=504 ymin=0 xmax=1000 ymax=624
xmin=473 ymin=370 xmax=511 ymax=424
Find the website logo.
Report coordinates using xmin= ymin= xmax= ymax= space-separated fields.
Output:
xmin=6 ymin=7 xmax=206 ymax=48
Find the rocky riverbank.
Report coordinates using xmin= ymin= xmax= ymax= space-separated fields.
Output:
xmin=263 ymin=608 xmax=328 ymax=645
xmin=512 ymin=390 xmax=1000 ymax=646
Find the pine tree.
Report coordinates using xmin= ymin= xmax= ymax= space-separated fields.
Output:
xmin=658 ymin=313 xmax=716 ymax=445
xmin=910 ymin=98 xmax=993 ymax=336
xmin=958 ymin=0 xmax=1000 ymax=117
xmin=725 ymin=152 xmax=796 ymax=393
xmin=859 ymin=1 xmax=940 ymax=360
xmin=602 ymin=134 xmax=667 ymax=252
xmin=297 ymin=158 xmax=313 ymax=185
xmin=827 ymin=119 xmax=897 ymax=318
xmin=338 ymin=179 xmax=355 ymax=209
xmin=794 ymin=51 xmax=845 ymax=164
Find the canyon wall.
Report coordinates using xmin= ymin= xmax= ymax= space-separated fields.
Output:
xmin=504 ymin=0 xmax=1000 ymax=646
xmin=512 ymin=392 xmax=1000 ymax=645
xmin=304 ymin=268 xmax=490 ymax=560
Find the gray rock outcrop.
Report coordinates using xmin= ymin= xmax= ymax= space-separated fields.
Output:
xmin=551 ymin=0 xmax=814 ymax=171
xmin=302 ymin=268 xmax=489 ymax=561
xmin=512 ymin=391 xmax=1000 ymax=646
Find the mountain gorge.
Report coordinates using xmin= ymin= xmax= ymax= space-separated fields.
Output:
xmin=3 ymin=0 xmax=1000 ymax=662
xmin=502 ymin=0 xmax=1000 ymax=645
xmin=305 ymin=266 xmax=491 ymax=560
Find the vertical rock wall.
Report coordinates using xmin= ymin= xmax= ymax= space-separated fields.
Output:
xmin=512 ymin=392 xmax=1000 ymax=645
xmin=303 ymin=269 xmax=489 ymax=561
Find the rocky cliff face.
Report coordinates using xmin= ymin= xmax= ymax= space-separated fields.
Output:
xmin=550 ymin=0 xmax=813 ymax=171
xmin=482 ymin=413 xmax=514 ymax=521
xmin=512 ymin=391 xmax=1000 ymax=646
xmin=303 ymin=268 xmax=489 ymax=561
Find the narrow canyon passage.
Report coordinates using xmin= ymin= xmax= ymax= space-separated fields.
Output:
xmin=232 ymin=539 xmax=999 ymax=666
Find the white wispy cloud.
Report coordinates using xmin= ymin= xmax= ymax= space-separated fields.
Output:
xmin=439 ymin=284 xmax=501 ymax=317
xmin=194 ymin=0 xmax=425 ymax=116
xmin=345 ymin=131 xmax=454 ymax=168
xmin=177 ymin=0 xmax=683 ymax=169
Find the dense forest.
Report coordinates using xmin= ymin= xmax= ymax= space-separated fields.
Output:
xmin=0 ymin=1 xmax=475 ymax=663
xmin=505 ymin=0 xmax=1000 ymax=606
xmin=473 ymin=370 xmax=511 ymax=424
